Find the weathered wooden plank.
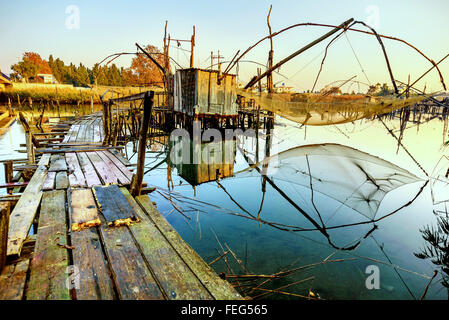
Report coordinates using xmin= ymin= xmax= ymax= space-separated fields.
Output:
xmin=102 ymin=151 xmax=133 ymax=181
xmin=26 ymin=190 xmax=70 ymax=300
xmin=96 ymin=151 xmax=131 ymax=184
xmin=93 ymin=123 xmax=102 ymax=143
xmin=86 ymin=152 xmax=120 ymax=184
xmin=0 ymin=259 xmax=30 ymax=300
xmin=0 ymin=203 xmax=10 ymax=272
xmin=98 ymin=220 xmax=164 ymax=300
xmin=65 ymin=152 xmax=87 ymax=188
xmin=76 ymin=123 xmax=88 ymax=143
xmin=49 ymin=154 xmax=67 ymax=172
xmin=121 ymin=188 xmax=212 ymax=299
xmin=42 ymin=172 xmax=56 ymax=191
xmin=7 ymin=154 xmax=51 ymax=257
xmin=135 ymin=195 xmax=242 ymax=300
xmin=70 ymin=189 xmax=101 ymax=231
xmin=67 ymin=189 xmax=115 ymax=300
xmin=68 ymin=124 xmax=80 ymax=143
xmin=37 ymin=146 xmax=123 ymax=154
xmin=55 ymin=171 xmax=69 ymax=190
xmin=77 ymin=152 xmax=102 ymax=187
xmin=92 ymin=185 xmax=137 ymax=227
xmin=109 ymin=149 xmax=131 ymax=166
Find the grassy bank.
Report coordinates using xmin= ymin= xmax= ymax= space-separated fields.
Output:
xmin=1 ymin=83 xmax=163 ymax=104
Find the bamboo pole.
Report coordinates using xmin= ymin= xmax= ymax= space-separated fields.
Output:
xmin=130 ymin=91 xmax=154 ymax=197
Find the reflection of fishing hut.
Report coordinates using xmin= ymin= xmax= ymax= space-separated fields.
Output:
xmin=169 ymin=137 xmax=236 ymax=186
xmin=173 ymin=68 xmax=239 ymax=129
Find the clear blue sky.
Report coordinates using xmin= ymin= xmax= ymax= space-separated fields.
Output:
xmin=1 ymin=0 xmax=448 ymax=92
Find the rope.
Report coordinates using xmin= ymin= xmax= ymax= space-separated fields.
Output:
xmin=345 ymin=32 xmax=371 ymax=85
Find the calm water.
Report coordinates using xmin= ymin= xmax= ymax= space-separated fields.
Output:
xmin=1 ymin=110 xmax=447 ymax=300
xmin=135 ymin=114 xmax=449 ymax=300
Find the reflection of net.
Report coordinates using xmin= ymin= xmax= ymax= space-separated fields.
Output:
xmin=237 ymin=89 xmax=427 ymax=126
xmin=430 ymin=155 xmax=449 ymax=205
xmin=237 ymin=143 xmax=423 ymax=220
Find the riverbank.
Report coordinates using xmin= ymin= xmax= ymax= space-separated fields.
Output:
xmin=0 ymin=82 xmax=163 ymax=104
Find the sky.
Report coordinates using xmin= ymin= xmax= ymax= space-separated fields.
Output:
xmin=1 ymin=0 xmax=448 ymax=93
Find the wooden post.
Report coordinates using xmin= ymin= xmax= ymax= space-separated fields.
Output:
xmin=102 ymin=102 xmax=109 ymax=146
xmin=26 ymin=131 xmax=35 ymax=165
xmin=3 ymin=161 xmax=13 ymax=194
xmin=0 ymin=203 xmax=10 ymax=273
xmin=130 ymin=91 xmax=154 ymax=197
xmin=190 ymin=26 xmax=195 ymax=68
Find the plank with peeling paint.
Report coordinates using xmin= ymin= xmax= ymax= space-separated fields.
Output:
xmin=92 ymin=184 xmax=137 ymax=226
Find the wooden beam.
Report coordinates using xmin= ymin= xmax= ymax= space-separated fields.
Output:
xmin=130 ymin=91 xmax=154 ymax=197
xmin=0 ymin=203 xmax=10 ymax=272
xmin=245 ymin=18 xmax=354 ymax=89
xmin=7 ymin=154 xmax=51 ymax=257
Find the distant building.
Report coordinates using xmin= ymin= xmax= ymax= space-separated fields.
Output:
xmin=273 ymin=83 xmax=295 ymax=93
xmin=36 ymin=73 xmax=59 ymax=84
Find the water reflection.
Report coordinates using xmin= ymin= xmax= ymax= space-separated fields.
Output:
xmin=168 ymin=138 xmax=236 ymax=186
xmin=133 ymin=111 xmax=449 ymax=299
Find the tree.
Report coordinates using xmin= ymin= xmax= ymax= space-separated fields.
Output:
xmin=10 ymin=52 xmax=52 ymax=81
xmin=10 ymin=60 xmax=39 ymax=81
xmin=123 ymin=44 xmax=166 ymax=86
xmin=366 ymin=83 xmax=381 ymax=95
xmin=377 ymin=83 xmax=392 ymax=96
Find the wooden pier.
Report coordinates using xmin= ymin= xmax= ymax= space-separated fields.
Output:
xmin=0 ymin=113 xmax=241 ymax=300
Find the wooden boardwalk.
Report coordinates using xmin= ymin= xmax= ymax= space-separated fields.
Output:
xmin=0 ymin=115 xmax=241 ymax=300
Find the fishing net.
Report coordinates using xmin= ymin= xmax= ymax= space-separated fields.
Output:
xmin=237 ymin=89 xmax=427 ymax=126
xmin=236 ymin=143 xmax=423 ymax=220
xmin=430 ymin=155 xmax=449 ymax=205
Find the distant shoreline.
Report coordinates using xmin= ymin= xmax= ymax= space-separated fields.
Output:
xmin=0 ymin=82 xmax=163 ymax=105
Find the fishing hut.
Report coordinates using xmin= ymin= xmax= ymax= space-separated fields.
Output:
xmin=173 ymin=68 xmax=239 ymax=129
